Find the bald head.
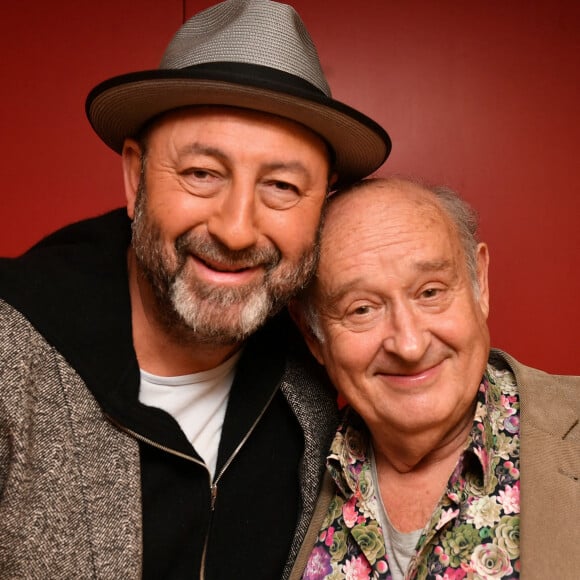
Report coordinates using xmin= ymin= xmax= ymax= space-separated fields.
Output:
xmin=325 ymin=178 xmax=481 ymax=286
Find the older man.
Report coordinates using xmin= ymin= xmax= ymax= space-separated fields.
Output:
xmin=291 ymin=178 xmax=579 ymax=579
xmin=0 ymin=2 xmax=390 ymax=579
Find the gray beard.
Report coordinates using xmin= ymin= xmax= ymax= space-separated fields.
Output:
xmin=131 ymin=179 xmax=319 ymax=345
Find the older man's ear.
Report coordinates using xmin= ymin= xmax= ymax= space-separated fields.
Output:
xmin=289 ymin=299 xmax=325 ymax=366
xmin=475 ymin=242 xmax=491 ymax=320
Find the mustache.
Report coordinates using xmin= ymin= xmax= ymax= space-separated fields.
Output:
xmin=175 ymin=231 xmax=281 ymax=271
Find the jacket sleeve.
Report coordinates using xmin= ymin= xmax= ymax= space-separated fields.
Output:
xmin=0 ymin=299 xmax=143 ymax=579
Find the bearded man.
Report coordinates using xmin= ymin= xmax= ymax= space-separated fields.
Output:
xmin=0 ymin=2 xmax=390 ymax=578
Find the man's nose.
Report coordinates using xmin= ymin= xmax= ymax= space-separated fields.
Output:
xmin=381 ymin=302 xmax=429 ymax=362
xmin=206 ymin=183 xmax=259 ymax=250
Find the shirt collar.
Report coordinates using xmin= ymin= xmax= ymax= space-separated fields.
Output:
xmin=327 ymin=408 xmax=371 ymax=498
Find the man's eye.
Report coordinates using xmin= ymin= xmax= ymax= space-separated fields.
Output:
xmin=273 ymin=181 xmax=298 ymax=192
xmin=346 ymin=303 xmax=378 ymax=319
xmin=179 ymin=167 xmax=222 ymax=197
xmin=182 ymin=168 xmax=213 ymax=179
xmin=341 ymin=302 xmax=383 ymax=331
xmin=352 ymin=305 xmax=372 ymax=316
xmin=421 ymin=287 xmax=446 ymax=300
xmin=260 ymin=181 xmax=302 ymax=209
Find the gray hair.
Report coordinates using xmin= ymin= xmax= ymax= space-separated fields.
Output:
xmin=299 ymin=176 xmax=481 ymax=342
xmin=429 ymin=182 xmax=480 ymax=290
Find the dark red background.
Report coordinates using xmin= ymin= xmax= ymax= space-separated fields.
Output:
xmin=1 ymin=1 xmax=578 ymax=373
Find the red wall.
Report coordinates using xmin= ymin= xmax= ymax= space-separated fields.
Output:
xmin=2 ymin=1 xmax=579 ymax=374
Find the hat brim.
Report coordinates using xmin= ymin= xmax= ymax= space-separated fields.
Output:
xmin=86 ymin=64 xmax=391 ymax=186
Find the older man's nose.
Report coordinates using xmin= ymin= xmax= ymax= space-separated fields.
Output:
xmin=381 ymin=303 xmax=429 ymax=363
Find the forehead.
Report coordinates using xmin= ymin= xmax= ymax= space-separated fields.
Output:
xmin=317 ymin=184 xmax=463 ymax=284
xmin=142 ymin=106 xmax=331 ymax=160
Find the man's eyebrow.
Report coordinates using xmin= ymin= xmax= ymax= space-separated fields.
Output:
xmin=176 ymin=143 xmax=227 ymax=160
xmin=320 ymin=278 xmax=366 ymax=306
xmin=175 ymin=144 xmax=312 ymax=176
xmin=319 ymin=260 xmax=454 ymax=305
xmin=261 ymin=161 xmax=311 ymax=177
xmin=415 ymin=259 xmax=453 ymax=273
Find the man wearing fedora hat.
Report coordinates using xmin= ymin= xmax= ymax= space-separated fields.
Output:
xmin=0 ymin=1 xmax=390 ymax=579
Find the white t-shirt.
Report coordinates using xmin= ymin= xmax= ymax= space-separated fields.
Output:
xmin=138 ymin=351 xmax=242 ymax=479
xmin=370 ymin=446 xmax=423 ymax=580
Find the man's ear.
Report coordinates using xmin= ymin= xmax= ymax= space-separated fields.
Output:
xmin=475 ymin=242 xmax=490 ymax=319
xmin=328 ymin=172 xmax=338 ymax=194
xmin=122 ymin=138 xmax=143 ymax=220
xmin=288 ymin=299 xmax=325 ymax=366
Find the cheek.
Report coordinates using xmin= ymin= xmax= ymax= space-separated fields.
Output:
xmin=431 ymin=308 xmax=490 ymax=377
xmin=319 ymin=334 xmax=372 ymax=385
xmin=151 ymin=194 xmax=215 ymax=240
xmin=266 ymin=209 xmax=322 ymax=258
xmin=430 ymin=303 xmax=483 ymax=346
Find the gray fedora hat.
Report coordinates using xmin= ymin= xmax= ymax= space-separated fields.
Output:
xmin=86 ymin=0 xmax=391 ymax=186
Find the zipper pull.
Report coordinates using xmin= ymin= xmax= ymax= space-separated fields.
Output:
xmin=210 ymin=483 xmax=218 ymax=510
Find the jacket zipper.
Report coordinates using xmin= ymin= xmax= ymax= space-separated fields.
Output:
xmin=106 ymin=416 xmax=206 ymax=466
xmin=107 ymin=384 xmax=280 ymax=579
xmin=199 ymin=385 xmax=279 ymax=578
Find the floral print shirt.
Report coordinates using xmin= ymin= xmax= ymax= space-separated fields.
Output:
xmin=303 ymin=364 xmax=520 ymax=580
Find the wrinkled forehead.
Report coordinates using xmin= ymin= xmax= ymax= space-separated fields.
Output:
xmin=308 ymin=184 xmax=475 ymax=305
xmin=321 ymin=184 xmax=459 ymax=258
xmin=136 ymin=105 xmax=334 ymax=163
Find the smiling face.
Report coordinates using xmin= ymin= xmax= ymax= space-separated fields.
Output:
xmin=302 ymin=180 xmax=490 ymax=437
xmin=123 ymin=106 xmax=331 ymax=344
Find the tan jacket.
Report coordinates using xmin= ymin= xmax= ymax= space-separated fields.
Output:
xmin=290 ymin=349 xmax=580 ymax=579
